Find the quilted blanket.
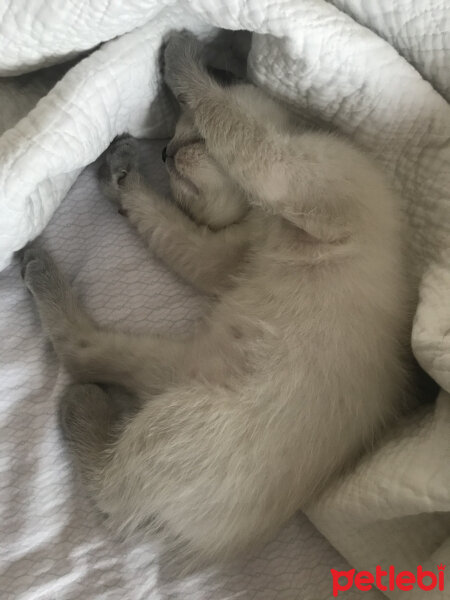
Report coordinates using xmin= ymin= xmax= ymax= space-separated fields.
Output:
xmin=0 ymin=1 xmax=449 ymax=598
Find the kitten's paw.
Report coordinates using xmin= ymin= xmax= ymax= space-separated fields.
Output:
xmin=19 ymin=245 xmax=87 ymax=340
xmin=20 ymin=245 xmax=61 ymax=297
xmin=98 ymin=134 xmax=139 ymax=201
xmin=163 ymin=30 xmax=205 ymax=105
xmin=164 ymin=30 xmax=202 ymax=71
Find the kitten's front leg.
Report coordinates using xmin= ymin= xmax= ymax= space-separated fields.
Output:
xmin=99 ymin=136 xmax=250 ymax=294
xmin=163 ymin=30 xmax=215 ymax=108
xmin=163 ymin=32 xmax=283 ymax=201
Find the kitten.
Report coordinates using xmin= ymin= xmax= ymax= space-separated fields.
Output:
xmin=21 ymin=31 xmax=412 ymax=562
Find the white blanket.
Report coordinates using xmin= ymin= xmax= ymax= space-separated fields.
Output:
xmin=1 ymin=1 xmax=449 ymax=598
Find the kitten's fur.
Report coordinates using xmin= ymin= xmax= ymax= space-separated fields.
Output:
xmin=21 ymin=32 xmax=412 ymax=562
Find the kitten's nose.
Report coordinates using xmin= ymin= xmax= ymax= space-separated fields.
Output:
xmin=162 ymin=146 xmax=167 ymax=162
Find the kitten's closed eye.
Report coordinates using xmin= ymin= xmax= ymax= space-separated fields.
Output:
xmin=207 ymin=66 xmax=240 ymax=86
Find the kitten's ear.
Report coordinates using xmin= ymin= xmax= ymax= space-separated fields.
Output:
xmin=240 ymin=162 xmax=352 ymax=243
xmin=279 ymin=205 xmax=352 ymax=243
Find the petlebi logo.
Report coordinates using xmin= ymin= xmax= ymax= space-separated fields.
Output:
xmin=331 ymin=564 xmax=446 ymax=597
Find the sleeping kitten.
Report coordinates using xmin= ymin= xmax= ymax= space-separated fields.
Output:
xmin=20 ymin=31 xmax=412 ymax=562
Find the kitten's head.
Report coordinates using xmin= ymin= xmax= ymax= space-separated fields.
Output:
xmin=163 ymin=111 xmax=248 ymax=229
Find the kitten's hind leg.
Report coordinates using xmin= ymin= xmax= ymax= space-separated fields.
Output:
xmin=59 ymin=383 xmax=126 ymax=493
xmin=21 ymin=244 xmax=93 ymax=337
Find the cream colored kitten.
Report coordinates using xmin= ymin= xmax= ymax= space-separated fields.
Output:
xmin=21 ymin=31 xmax=412 ymax=562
